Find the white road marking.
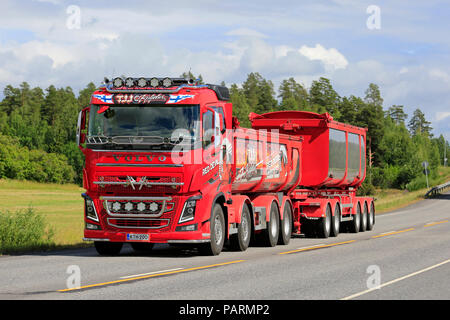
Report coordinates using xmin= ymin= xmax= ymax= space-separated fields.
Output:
xmin=120 ymin=268 xmax=183 ymax=279
xmin=341 ymin=258 xmax=450 ymax=300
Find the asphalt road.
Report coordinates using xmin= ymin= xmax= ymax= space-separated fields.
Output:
xmin=0 ymin=192 xmax=449 ymax=301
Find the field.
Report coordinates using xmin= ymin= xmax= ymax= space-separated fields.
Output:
xmin=0 ymin=166 xmax=449 ymax=252
xmin=0 ymin=179 xmax=85 ymax=248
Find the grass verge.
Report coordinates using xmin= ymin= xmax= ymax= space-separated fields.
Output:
xmin=374 ymin=166 xmax=450 ymax=213
xmin=0 ymin=179 xmax=86 ymax=254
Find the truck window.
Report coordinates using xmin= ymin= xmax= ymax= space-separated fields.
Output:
xmin=211 ymin=106 xmax=226 ymax=132
xmin=203 ymin=110 xmax=214 ymax=148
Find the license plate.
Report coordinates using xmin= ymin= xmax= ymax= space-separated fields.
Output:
xmin=126 ymin=233 xmax=150 ymax=241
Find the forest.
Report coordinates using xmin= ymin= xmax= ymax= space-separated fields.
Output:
xmin=0 ymin=73 xmax=448 ymax=194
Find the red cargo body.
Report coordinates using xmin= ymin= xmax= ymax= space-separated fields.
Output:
xmin=250 ymin=111 xmax=374 ymax=237
xmin=249 ymin=111 xmax=367 ymax=188
xmin=77 ymin=78 xmax=375 ymax=256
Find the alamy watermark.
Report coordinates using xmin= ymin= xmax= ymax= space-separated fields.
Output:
xmin=66 ymin=265 xmax=81 ymax=289
xmin=66 ymin=5 xmax=81 ymax=30
xmin=366 ymin=264 xmax=381 ymax=290
xmin=366 ymin=5 xmax=381 ymax=30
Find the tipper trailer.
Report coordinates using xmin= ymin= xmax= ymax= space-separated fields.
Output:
xmin=77 ymin=77 xmax=374 ymax=256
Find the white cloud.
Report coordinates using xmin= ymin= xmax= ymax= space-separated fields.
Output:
xmin=225 ymin=28 xmax=267 ymax=38
xmin=299 ymin=44 xmax=348 ymax=72
xmin=436 ymin=112 xmax=450 ymax=122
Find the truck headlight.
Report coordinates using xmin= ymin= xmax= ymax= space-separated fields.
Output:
xmin=83 ymin=194 xmax=99 ymax=222
xmin=178 ymin=198 xmax=197 ymax=224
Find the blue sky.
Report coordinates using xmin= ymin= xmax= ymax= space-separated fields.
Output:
xmin=0 ymin=0 xmax=449 ymax=140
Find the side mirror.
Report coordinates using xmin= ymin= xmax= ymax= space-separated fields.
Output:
xmin=77 ymin=107 xmax=89 ymax=150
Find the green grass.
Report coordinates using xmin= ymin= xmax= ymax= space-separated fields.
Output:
xmin=374 ymin=166 xmax=450 ymax=213
xmin=0 ymin=179 xmax=85 ymax=249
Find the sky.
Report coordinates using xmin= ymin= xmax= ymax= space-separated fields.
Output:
xmin=0 ymin=0 xmax=449 ymax=140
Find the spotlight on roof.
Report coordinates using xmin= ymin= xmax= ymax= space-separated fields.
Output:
xmin=112 ymin=77 xmax=124 ymax=88
xmin=162 ymin=77 xmax=172 ymax=88
xmin=150 ymin=77 xmax=160 ymax=87
xmin=137 ymin=77 xmax=148 ymax=88
xmin=125 ymin=77 xmax=135 ymax=87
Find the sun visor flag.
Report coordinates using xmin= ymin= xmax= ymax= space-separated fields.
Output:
xmin=97 ymin=105 xmax=110 ymax=114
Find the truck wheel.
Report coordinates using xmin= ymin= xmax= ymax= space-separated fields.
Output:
xmin=258 ymin=201 xmax=280 ymax=247
xmin=199 ymin=203 xmax=225 ymax=256
xmin=278 ymin=203 xmax=292 ymax=245
xmin=330 ymin=203 xmax=340 ymax=237
xmin=349 ymin=203 xmax=361 ymax=233
xmin=131 ymin=242 xmax=154 ymax=253
xmin=360 ymin=202 xmax=368 ymax=232
xmin=94 ymin=241 xmax=123 ymax=256
xmin=230 ymin=204 xmax=251 ymax=251
xmin=317 ymin=204 xmax=331 ymax=238
xmin=367 ymin=202 xmax=375 ymax=230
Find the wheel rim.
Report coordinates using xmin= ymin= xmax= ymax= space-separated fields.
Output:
xmin=284 ymin=209 xmax=291 ymax=235
xmin=355 ymin=205 xmax=361 ymax=229
xmin=270 ymin=207 xmax=278 ymax=238
xmin=334 ymin=206 xmax=340 ymax=231
xmin=214 ymin=215 xmax=223 ymax=245
xmin=325 ymin=207 xmax=331 ymax=234
xmin=241 ymin=212 xmax=249 ymax=242
xmin=369 ymin=203 xmax=375 ymax=225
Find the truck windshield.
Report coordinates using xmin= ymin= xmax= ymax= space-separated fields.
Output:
xmin=87 ymin=104 xmax=200 ymax=150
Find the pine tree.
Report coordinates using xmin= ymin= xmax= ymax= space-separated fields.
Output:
xmin=408 ymin=108 xmax=433 ymax=138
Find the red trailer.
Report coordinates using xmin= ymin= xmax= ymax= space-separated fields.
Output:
xmin=77 ymin=77 xmax=375 ymax=256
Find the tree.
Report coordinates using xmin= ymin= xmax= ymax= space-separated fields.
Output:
xmin=387 ymin=105 xmax=408 ymax=125
xmin=242 ymin=72 xmax=277 ymax=114
xmin=354 ymin=83 xmax=385 ymax=166
xmin=408 ymin=108 xmax=433 ymax=138
xmin=308 ymin=77 xmax=340 ymax=118
xmin=78 ymin=82 xmax=97 ymax=108
xmin=278 ymin=78 xmax=308 ymax=111
xmin=229 ymin=84 xmax=251 ymax=128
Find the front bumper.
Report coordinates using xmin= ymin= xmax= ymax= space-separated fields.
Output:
xmin=83 ymin=229 xmax=211 ymax=244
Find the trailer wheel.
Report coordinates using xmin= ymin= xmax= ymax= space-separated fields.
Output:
xmin=230 ymin=204 xmax=251 ymax=251
xmin=360 ymin=202 xmax=368 ymax=232
xmin=349 ymin=203 xmax=361 ymax=233
xmin=278 ymin=202 xmax=292 ymax=245
xmin=258 ymin=201 xmax=280 ymax=247
xmin=94 ymin=241 xmax=123 ymax=256
xmin=367 ymin=202 xmax=375 ymax=230
xmin=317 ymin=204 xmax=331 ymax=238
xmin=199 ymin=203 xmax=225 ymax=256
xmin=330 ymin=203 xmax=340 ymax=237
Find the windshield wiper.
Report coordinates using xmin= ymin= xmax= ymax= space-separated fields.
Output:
xmin=110 ymin=136 xmax=166 ymax=145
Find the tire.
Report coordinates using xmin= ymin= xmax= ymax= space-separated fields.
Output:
xmin=230 ymin=204 xmax=251 ymax=251
xmin=258 ymin=201 xmax=280 ymax=247
xmin=278 ymin=202 xmax=292 ymax=245
xmin=349 ymin=203 xmax=361 ymax=233
xmin=330 ymin=203 xmax=340 ymax=237
xmin=317 ymin=204 xmax=331 ymax=238
xmin=94 ymin=241 xmax=123 ymax=256
xmin=360 ymin=202 xmax=368 ymax=232
xmin=367 ymin=201 xmax=375 ymax=231
xmin=199 ymin=203 xmax=225 ymax=256
xmin=131 ymin=242 xmax=154 ymax=253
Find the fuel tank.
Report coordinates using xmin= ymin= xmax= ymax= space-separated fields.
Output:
xmin=249 ymin=111 xmax=367 ymax=188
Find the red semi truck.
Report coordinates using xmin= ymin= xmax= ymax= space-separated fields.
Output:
xmin=76 ymin=77 xmax=375 ymax=256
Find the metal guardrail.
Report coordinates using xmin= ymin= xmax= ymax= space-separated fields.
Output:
xmin=425 ymin=181 xmax=450 ymax=198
